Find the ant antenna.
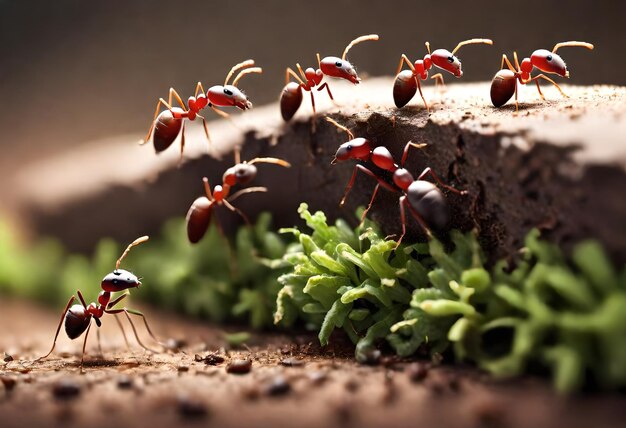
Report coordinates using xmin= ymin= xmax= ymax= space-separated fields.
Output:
xmin=232 ymin=67 xmax=263 ymax=87
xmin=116 ymin=236 xmax=149 ymax=270
xmin=246 ymin=157 xmax=292 ymax=167
xmin=451 ymin=38 xmax=493 ymax=55
xmin=224 ymin=59 xmax=256 ymax=86
xmin=425 ymin=41 xmax=431 ymax=55
xmin=234 ymin=146 xmax=242 ymax=164
xmin=325 ymin=117 xmax=355 ymax=140
xmin=202 ymin=177 xmax=214 ymax=201
xmin=342 ymin=34 xmax=379 ymax=60
xmin=552 ymin=41 xmax=594 ymax=53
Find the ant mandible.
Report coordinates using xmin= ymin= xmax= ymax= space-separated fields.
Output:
xmin=280 ymin=34 xmax=379 ymax=130
xmin=326 ymin=117 xmax=467 ymax=246
xmin=186 ymin=148 xmax=291 ymax=243
xmin=490 ymin=41 xmax=594 ymax=111
xmin=393 ymin=38 xmax=493 ymax=110
xmin=140 ymin=60 xmax=263 ymax=160
xmin=36 ymin=236 xmax=162 ymax=371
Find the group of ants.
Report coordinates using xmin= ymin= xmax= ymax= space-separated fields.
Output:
xmin=24 ymin=34 xmax=593 ymax=370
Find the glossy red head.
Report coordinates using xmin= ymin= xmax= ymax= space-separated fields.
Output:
xmin=530 ymin=49 xmax=568 ymax=77
xmin=223 ymin=163 xmax=258 ymax=186
xmin=332 ymin=138 xmax=371 ymax=163
xmin=320 ymin=56 xmax=360 ymax=84
xmin=431 ymin=49 xmax=463 ymax=77
xmin=207 ymin=85 xmax=253 ymax=109
xmin=101 ymin=269 xmax=141 ymax=292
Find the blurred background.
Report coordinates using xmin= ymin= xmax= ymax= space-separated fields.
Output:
xmin=0 ymin=0 xmax=623 ymax=193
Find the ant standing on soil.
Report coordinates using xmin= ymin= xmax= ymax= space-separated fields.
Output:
xmin=490 ymin=41 xmax=594 ymax=111
xmin=140 ymin=60 xmax=263 ymax=160
xmin=36 ymin=236 xmax=163 ymax=370
xmin=280 ymin=34 xmax=379 ymax=130
xmin=326 ymin=117 xmax=467 ymax=246
xmin=393 ymin=38 xmax=493 ymax=110
xmin=186 ymin=148 xmax=291 ymax=243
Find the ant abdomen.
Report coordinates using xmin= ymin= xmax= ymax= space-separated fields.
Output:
xmin=153 ymin=110 xmax=182 ymax=153
xmin=64 ymin=305 xmax=92 ymax=339
xmin=186 ymin=197 xmax=213 ymax=244
xmin=407 ymin=180 xmax=450 ymax=230
xmin=280 ymin=82 xmax=303 ymax=121
xmin=393 ymin=70 xmax=418 ymax=108
xmin=490 ymin=69 xmax=517 ymax=107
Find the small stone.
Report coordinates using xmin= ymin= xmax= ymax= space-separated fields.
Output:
xmin=357 ymin=348 xmax=381 ymax=365
xmin=407 ymin=362 xmax=429 ymax=383
xmin=164 ymin=338 xmax=187 ymax=351
xmin=177 ymin=365 xmax=190 ymax=372
xmin=52 ymin=379 xmax=81 ymax=400
xmin=195 ymin=353 xmax=225 ymax=366
xmin=308 ymin=371 xmax=328 ymax=385
xmin=1 ymin=376 xmax=17 ymax=391
xmin=177 ymin=396 xmax=208 ymax=419
xmin=116 ymin=375 xmax=133 ymax=389
xmin=264 ymin=376 xmax=291 ymax=397
xmin=226 ymin=359 xmax=252 ymax=374
xmin=3 ymin=352 xmax=14 ymax=362
xmin=280 ymin=358 xmax=304 ymax=367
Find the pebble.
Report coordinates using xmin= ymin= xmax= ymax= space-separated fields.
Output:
xmin=226 ymin=359 xmax=252 ymax=374
xmin=264 ymin=376 xmax=291 ymax=397
xmin=195 ymin=353 xmax=225 ymax=366
xmin=116 ymin=375 xmax=133 ymax=389
xmin=358 ymin=348 xmax=381 ymax=365
xmin=308 ymin=371 xmax=328 ymax=386
xmin=52 ymin=379 xmax=81 ymax=400
xmin=280 ymin=358 xmax=304 ymax=367
xmin=177 ymin=396 xmax=208 ymax=419
xmin=407 ymin=362 xmax=429 ymax=383
xmin=3 ymin=353 xmax=14 ymax=362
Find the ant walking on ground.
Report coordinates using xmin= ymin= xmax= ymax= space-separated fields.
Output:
xmin=490 ymin=41 xmax=594 ymax=111
xmin=36 ymin=236 xmax=163 ymax=371
xmin=140 ymin=60 xmax=262 ymax=160
xmin=393 ymin=38 xmax=493 ymax=110
xmin=280 ymin=34 xmax=379 ymax=130
xmin=326 ymin=117 xmax=467 ymax=246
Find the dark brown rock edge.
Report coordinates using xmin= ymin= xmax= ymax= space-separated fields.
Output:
xmin=11 ymin=79 xmax=626 ymax=263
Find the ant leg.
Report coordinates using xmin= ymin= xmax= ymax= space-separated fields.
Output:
xmin=341 ymin=164 xmax=398 ymax=207
xmin=286 ymin=67 xmax=305 ymax=86
xmin=396 ymin=54 xmax=415 ymax=76
xmin=179 ymin=120 xmax=187 ymax=164
xmin=296 ymin=63 xmax=308 ymax=82
xmin=513 ymin=52 xmax=521 ymax=71
xmin=80 ymin=323 xmax=92 ymax=372
xmin=106 ymin=292 xmax=130 ymax=310
xmin=417 ymin=167 xmax=467 ymax=194
xmin=37 ymin=296 xmax=76 ymax=360
xmin=96 ymin=327 xmax=103 ymax=356
xmin=201 ymin=117 xmax=211 ymax=150
xmin=531 ymin=74 xmax=568 ymax=98
xmin=223 ymin=199 xmax=252 ymax=226
xmin=141 ymin=98 xmax=172 ymax=145
xmin=211 ymin=105 xmax=231 ymax=119
xmin=317 ymin=82 xmax=334 ymax=101
xmin=105 ymin=309 xmax=160 ymax=353
xmin=77 ymin=290 xmax=88 ymax=308
xmin=114 ymin=314 xmax=131 ymax=350
xmin=194 ymin=82 xmax=206 ymax=98
xmin=431 ymin=73 xmax=446 ymax=93
xmin=534 ymin=79 xmax=545 ymax=100
xmin=500 ymin=54 xmax=516 ymax=72
xmin=416 ymin=78 xmax=429 ymax=112
xmin=360 ymin=183 xmax=380 ymax=224
xmin=401 ymin=141 xmax=428 ymax=167
xmin=309 ymin=90 xmax=317 ymax=132
xmin=515 ymin=81 xmax=519 ymax=113
xmin=124 ymin=308 xmax=165 ymax=347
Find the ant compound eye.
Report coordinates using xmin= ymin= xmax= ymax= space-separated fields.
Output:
xmin=112 ymin=279 xmax=119 ymax=285
xmin=546 ymin=54 xmax=553 ymax=62
xmin=346 ymin=145 xmax=353 ymax=151
xmin=335 ymin=61 xmax=342 ymax=68
xmin=447 ymin=56 xmax=454 ymax=63
xmin=224 ymin=88 xmax=233 ymax=96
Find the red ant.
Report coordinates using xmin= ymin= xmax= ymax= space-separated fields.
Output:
xmin=186 ymin=148 xmax=291 ymax=243
xmin=490 ymin=41 xmax=594 ymax=111
xmin=393 ymin=38 xmax=493 ymax=110
xmin=326 ymin=117 xmax=466 ymax=245
xmin=140 ymin=60 xmax=263 ymax=159
xmin=36 ymin=236 xmax=162 ymax=371
xmin=280 ymin=34 xmax=379 ymax=129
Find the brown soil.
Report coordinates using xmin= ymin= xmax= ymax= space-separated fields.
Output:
xmin=1 ymin=298 xmax=624 ymax=428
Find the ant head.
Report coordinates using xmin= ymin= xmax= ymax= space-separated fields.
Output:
xmin=431 ymin=49 xmax=463 ymax=77
xmin=101 ymin=269 xmax=141 ymax=292
xmin=223 ymin=163 xmax=258 ymax=186
xmin=207 ymin=85 xmax=253 ymax=110
xmin=320 ymin=56 xmax=360 ymax=84
xmin=332 ymin=137 xmax=371 ymax=164
xmin=531 ymin=49 xmax=568 ymax=77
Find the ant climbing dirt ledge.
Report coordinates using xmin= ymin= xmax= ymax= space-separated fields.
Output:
xmin=7 ymin=78 xmax=626 ymax=264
